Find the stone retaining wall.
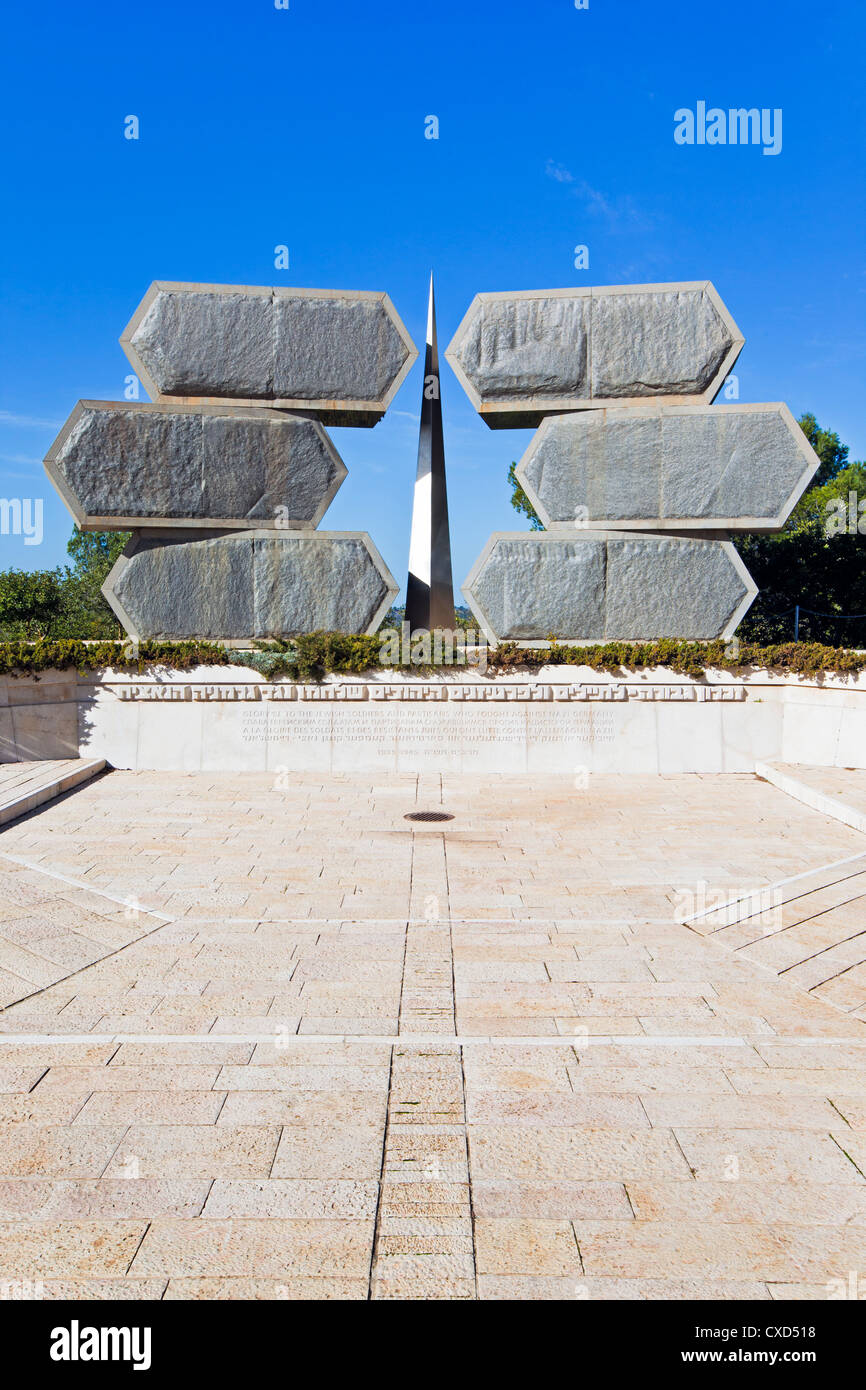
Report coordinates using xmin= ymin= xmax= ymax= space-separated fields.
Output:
xmin=1 ymin=667 xmax=863 ymax=774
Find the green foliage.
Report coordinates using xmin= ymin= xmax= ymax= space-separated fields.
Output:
xmin=61 ymin=528 xmax=130 ymax=639
xmin=735 ymin=415 xmax=866 ymax=645
xmin=239 ymin=633 xmax=382 ymax=681
xmin=0 ymin=569 xmax=65 ymax=638
xmin=453 ymin=606 xmax=479 ymax=632
xmin=1 ymin=635 xmax=865 ymax=683
xmin=66 ymin=528 xmax=130 ymax=577
xmin=489 ymin=639 xmax=866 ymax=678
xmin=0 ymin=529 xmax=131 ymax=641
xmin=0 ymin=639 xmax=233 ymax=677
xmin=507 ymin=462 xmax=544 ymax=530
xmin=786 ymin=463 xmax=866 ymax=532
xmin=735 ymin=524 xmax=866 ymax=646
xmin=380 ymin=604 xmax=405 ymax=631
xmin=797 ymin=413 xmax=849 ymax=489
xmin=373 ymin=603 xmax=478 ymax=633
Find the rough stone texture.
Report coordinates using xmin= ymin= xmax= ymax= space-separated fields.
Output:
xmin=44 ymin=402 xmax=347 ymax=529
xmin=517 ymin=405 xmax=819 ymax=531
xmin=590 ymin=288 xmax=732 ymax=399
xmin=464 ymin=533 xmax=756 ymax=643
xmin=131 ymin=287 xmax=273 ymax=400
xmin=446 ymin=283 xmax=743 ymax=427
xmin=103 ymin=531 xmax=397 ymax=640
xmin=121 ymin=283 xmax=417 ymax=424
xmin=0 ymin=771 xmax=865 ymax=1298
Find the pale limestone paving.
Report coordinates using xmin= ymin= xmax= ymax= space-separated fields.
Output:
xmin=371 ymin=1048 xmax=476 ymax=1300
xmin=120 ymin=282 xmax=418 ymax=426
xmin=1 ymin=771 xmax=866 ymax=1298
xmin=516 ymin=404 xmax=820 ymax=531
xmin=369 ymin=802 xmax=475 ymax=1298
xmin=463 ymin=532 xmax=757 ymax=644
xmin=44 ymin=402 xmax=347 ymax=530
xmin=445 ymin=282 xmax=744 ymax=428
xmin=102 ymin=530 xmax=399 ymax=641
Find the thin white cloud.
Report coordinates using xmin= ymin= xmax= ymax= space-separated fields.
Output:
xmin=0 ymin=410 xmax=61 ymax=429
xmin=545 ymin=159 xmax=574 ymax=184
xmin=545 ymin=163 xmax=656 ymax=233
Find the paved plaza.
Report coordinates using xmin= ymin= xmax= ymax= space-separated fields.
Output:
xmin=0 ymin=770 xmax=865 ymax=1299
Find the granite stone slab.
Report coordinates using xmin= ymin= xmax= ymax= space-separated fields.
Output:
xmin=103 ymin=531 xmax=398 ymax=641
xmin=463 ymin=532 xmax=757 ymax=644
xmin=120 ymin=283 xmax=418 ymax=425
xmin=516 ymin=404 xmax=819 ymax=531
xmin=446 ymin=282 xmax=744 ymax=427
xmin=44 ymin=402 xmax=347 ymax=530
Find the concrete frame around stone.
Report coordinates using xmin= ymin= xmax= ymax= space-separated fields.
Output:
xmin=462 ymin=530 xmax=759 ymax=648
xmin=102 ymin=529 xmax=399 ymax=644
xmin=514 ymin=402 xmax=821 ymax=533
xmin=44 ymin=400 xmax=349 ymax=532
xmin=120 ymin=282 xmax=419 ymax=426
xmin=445 ymin=281 xmax=745 ymax=428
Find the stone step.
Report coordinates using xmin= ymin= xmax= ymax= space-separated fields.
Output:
xmin=0 ymin=758 xmax=106 ymax=826
xmin=782 ymin=932 xmax=866 ymax=992
xmin=686 ymin=855 xmax=866 ymax=933
xmin=757 ymin=761 xmax=866 ymax=835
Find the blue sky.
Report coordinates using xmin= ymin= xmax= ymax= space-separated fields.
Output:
xmin=1 ymin=0 xmax=864 ymax=601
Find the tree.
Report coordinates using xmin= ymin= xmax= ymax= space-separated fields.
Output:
xmin=796 ymin=414 xmax=849 ymax=489
xmin=507 ymin=462 xmax=543 ymax=530
xmin=57 ymin=527 xmax=129 ymax=638
xmin=735 ymin=415 xmax=865 ymax=644
xmin=66 ymin=527 xmax=129 ymax=581
xmin=785 ymin=462 xmax=866 ymax=532
xmin=0 ymin=568 xmax=64 ymax=638
xmin=0 ymin=528 xmax=129 ymax=641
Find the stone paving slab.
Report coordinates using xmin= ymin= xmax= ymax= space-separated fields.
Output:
xmin=1 ymin=771 xmax=866 ymax=1299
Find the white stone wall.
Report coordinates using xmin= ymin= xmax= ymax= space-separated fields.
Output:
xmin=2 ymin=666 xmax=864 ymax=773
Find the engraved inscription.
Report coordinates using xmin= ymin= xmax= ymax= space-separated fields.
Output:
xmin=113 ymin=681 xmax=746 ymax=704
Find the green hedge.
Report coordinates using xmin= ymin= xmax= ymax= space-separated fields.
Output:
xmin=491 ymin=639 xmax=866 ymax=678
xmin=1 ymin=635 xmax=865 ymax=682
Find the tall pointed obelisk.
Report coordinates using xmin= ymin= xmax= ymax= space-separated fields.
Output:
xmin=405 ymin=275 xmax=455 ymax=630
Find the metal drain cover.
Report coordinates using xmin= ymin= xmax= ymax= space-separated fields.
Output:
xmin=404 ymin=810 xmax=455 ymax=823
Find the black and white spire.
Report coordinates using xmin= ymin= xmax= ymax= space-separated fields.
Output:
xmin=405 ymin=274 xmax=455 ymax=631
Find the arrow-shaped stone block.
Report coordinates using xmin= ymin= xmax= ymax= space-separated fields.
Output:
xmin=103 ymin=531 xmax=398 ymax=641
xmin=446 ymin=282 xmax=744 ymax=427
xmin=516 ymin=403 xmax=819 ymax=532
xmin=44 ymin=402 xmax=347 ymax=530
xmin=464 ymin=532 xmax=756 ymax=644
xmin=121 ymin=282 xmax=418 ymax=426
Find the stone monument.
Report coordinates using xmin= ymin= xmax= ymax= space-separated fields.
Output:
xmin=448 ymin=281 xmax=821 ymax=644
xmin=44 ymin=282 xmax=417 ymax=641
xmin=405 ymin=275 xmax=455 ymax=631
